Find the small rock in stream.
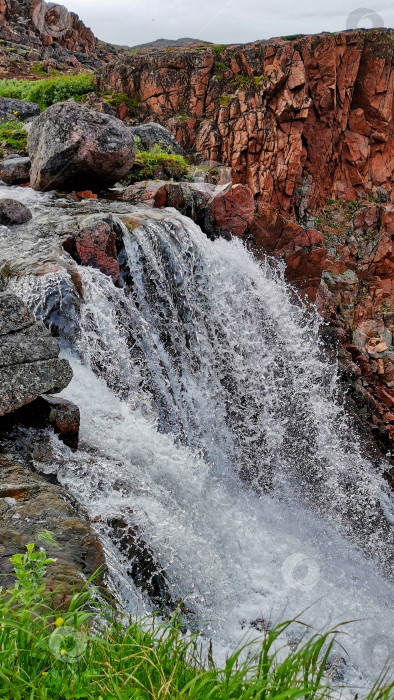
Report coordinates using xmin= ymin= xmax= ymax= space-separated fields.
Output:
xmin=0 ymin=157 xmax=31 ymax=185
xmin=0 ymin=198 xmax=32 ymax=225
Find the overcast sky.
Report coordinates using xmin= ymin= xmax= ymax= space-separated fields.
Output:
xmin=66 ymin=0 xmax=394 ymax=46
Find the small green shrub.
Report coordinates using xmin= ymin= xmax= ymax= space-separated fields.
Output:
xmin=0 ymin=77 xmax=31 ymax=100
xmin=212 ymin=44 xmax=227 ymax=55
xmin=0 ymin=73 xmax=95 ymax=110
xmin=27 ymin=74 xmax=95 ymax=109
xmin=103 ymin=91 xmax=140 ymax=115
xmin=30 ymin=62 xmax=55 ymax=77
xmin=0 ymin=118 xmax=27 ymax=150
xmin=281 ymin=34 xmax=304 ymax=40
xmin=219 ymin=93 xmax=231 ymax=106
xmin=130 ymin=143 xmax=189 ymax=182
xmin=234 ymin=75 xmax=252 ymax=86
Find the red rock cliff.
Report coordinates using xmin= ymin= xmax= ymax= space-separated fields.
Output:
xmin=98 ymin=30 xmax=394 ymax=218
xmin=0 ymin=0 xmax=118 ymax=74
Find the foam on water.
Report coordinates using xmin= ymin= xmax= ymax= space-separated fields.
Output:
xmin=0 ymin=179 xmax=55 ymax=206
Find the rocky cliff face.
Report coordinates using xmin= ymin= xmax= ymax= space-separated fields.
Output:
xmin=98 ymin=30 xmax=394 ymax=218
xmin=0 ymin=0 xmax=119 ymax=74
xmin=98 ymin=29 xmax=394 ymax=453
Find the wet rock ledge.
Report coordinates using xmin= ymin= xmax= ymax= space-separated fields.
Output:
xmin=0 ymin=453 xmax=105 ymax=605
xmin=0 ymin=291 xmax=72 ymax=416
xmin=0 ymin=291 xmax=105 ymax=599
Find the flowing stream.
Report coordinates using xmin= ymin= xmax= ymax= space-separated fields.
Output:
xmin=2 ymin=182 xmax=394 ymax=691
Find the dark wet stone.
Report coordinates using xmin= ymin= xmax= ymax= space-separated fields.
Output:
xmin=0 ymin=453 xmax=105 ymax=606
xmin=0 ymin=358 xmax=73 ymax=416
xmin=36 ymin=395 xmax=80 ymax=450
xmin=0 ymin=293 xmax=73 ymax=416
xmin=0 ymin=321 xmax=59 ymax=367
xmin=0 ymin=292 xmax=34 ymax=335
xmin=0 ymin=199 xmax=32 ymax=225
xmin=108 ymin=516 xmax=174 ymax=611
xmin=0 ymin=157 xmax=31 ymax=185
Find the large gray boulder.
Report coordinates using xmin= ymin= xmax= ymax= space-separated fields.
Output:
xmin=131 ymin=122 xmax=183 ymax=155
xmin=0 ymin=157 xmax=31 ymax=185
xmin=28 ymin=101 xmax=136 ymax=191
xmin=0 ymin=292 xmax=73 ymax=416
xmin=0 ymin=98 xmax=40 ymax=123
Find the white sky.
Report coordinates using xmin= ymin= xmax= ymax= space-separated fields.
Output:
xmin=67 ymin=0 xmax=394 ymax=46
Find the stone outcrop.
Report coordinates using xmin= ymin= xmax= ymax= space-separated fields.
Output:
xmin=0 ymin=0 xmax=120 ymax=76
xmin=0 ymin=157 xmax=31 ymax=185
xmin=63 ymin=213 xmax=122 ymax=286
xmin=0 ymin=453 xmax=105 ymax=603
xmin=0 ymin=292 xmax=73 ymax=416
xmin=121 ymin=179 xmax=255 ymax=238
xmin=130 ymin=122 xmax=184 ymax=155
xmin=98 ymin=29 xmax=394 ymax=218
xmin=28 ymin=101 xmax=136 ymax=191
xmin=0 ymin=198 xmax=32 ymax=225
xmin=0 ymin=98 xmax=40 ymax=122
xmin=244 ymin=204 xmax=327 ymax=302
xmin=35 ymin=395 xmax=80 ymax=449
xmin=205 ymin=183 xmax=254 ymax=238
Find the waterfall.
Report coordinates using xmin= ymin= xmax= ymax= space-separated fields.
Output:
xmin=9 ymin=203 xmax=394 ymax=688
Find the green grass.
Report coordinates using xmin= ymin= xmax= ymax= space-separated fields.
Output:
xmin=281 ymin=34 xmax=305 ymax=41
xmin=212 ymin=45 xmax=227 ymax=55
xmin=129 ymin=143 xmax=189 ymax=182
xmin=36 ymin=530 xmax=60 ymax=548
xmin=102 ymin=92 xmax=140 ymax=115
xmin=1 ymin=544 xmax=393 ymax=699
xmin=0 ymin=74 xmax=95 ymax=110
xmin=0 ymin=118 xmax=27 ymax=150
xmin=218 ymin=93 xmax=231 ymax=107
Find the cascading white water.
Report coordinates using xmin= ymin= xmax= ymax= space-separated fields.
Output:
xmin=9 ymin=203 xmax=394 ymax=690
